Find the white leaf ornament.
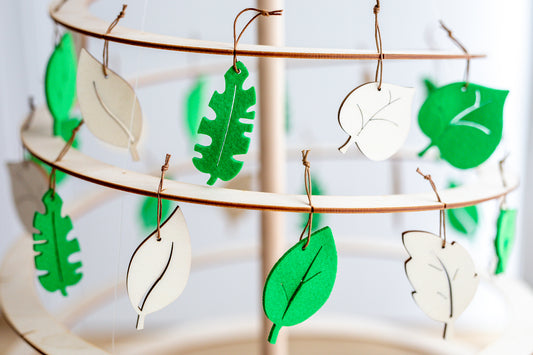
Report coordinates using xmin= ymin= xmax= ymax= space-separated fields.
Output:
xmin=403 ymin=231 xmax=479 ymax=339
xmin=338 ymin=82 xmax=414 ymax=160
xmin=126 ymin=206 xmax=191 ymax=330
xmin=77 ymin=49 xmax=143 ymax=160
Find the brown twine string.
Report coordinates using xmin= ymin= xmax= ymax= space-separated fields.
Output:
xmin=49 ymin=119 xmax=85 ymax=197
xmin=440 ymin=21 xmax=470 ymax=88
xmin=373 ymin=0 xmax=383 ymax=90
xmin=156 ymin=154 xmax=171 ymax=241
xmin=299 ymin=150 xmax=314 ymax=250
xmin=233 ymin=8 xmax=283 ymax=73
xmin=102 ymin=4 xmax=127 ymax=77
xmin=416 ymin=168 xmax=447 ymax=248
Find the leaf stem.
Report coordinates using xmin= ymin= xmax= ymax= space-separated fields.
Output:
xmin=418 ymin=142 xmax=433 ymax=157
xmin=268 ymin=323 xmax=282 ymax=344
xmin=136 ymin=314 xmax=145 ymax=330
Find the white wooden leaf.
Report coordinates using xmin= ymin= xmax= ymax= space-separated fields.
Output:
xmin=403 ymin=231 xmax=479 ymax=339
xmin=338 ymin=82 xmax=414 ymax=161
xmin=7 ymin=161 xmax=49 ymax=234
xmin=77 ymin=49 xmax=143 ymax=161
xmin=126 ymin=206 xmax=191 ymax=330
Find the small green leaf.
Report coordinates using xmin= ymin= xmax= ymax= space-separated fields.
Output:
xmin=446 ymin=182 xmax=479 ymax=236
xmin=184 ymin=76 xmax=209 ymax=143
xmin=45 ymin=32 xmax=78 ymax=135
xmin=33 ymin=189 xmax=82 ymax=296
xmin=263 ymin=226 xmax=337 ymax=344
xmin=300 ymin=174 xmax=324 ymax=232
xmin=494 ymin=208 xmax=517 ymax=275
xmin=193 ymin=62 xmax=256 ymax=185
xmin=139 ymin=195 xmax=174 ymax=232
xmin=418 ymin=82 xmax=508 ymax=169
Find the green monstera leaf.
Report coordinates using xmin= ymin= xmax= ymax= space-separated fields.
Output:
xmin=45 ymin=32 xmax=78 ymax=135
xmin=193 ymin=62 xmax=256 ymax=185
xmin=263 ymin=226 xmax=337 ymax=344
xmin=33 ymin=189 xmax=83 ymax=296
xmin=494 ymin=208 xmax=517 ymax=275
xmin=418 ymin=82 xmax=508 ymax=169
xmin=447 ymin=181 xmax=479 ymax=237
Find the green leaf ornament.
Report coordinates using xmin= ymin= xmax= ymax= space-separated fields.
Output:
xmin=33 ymin=189 xmax=83 ymax=296
xmin=263 ymin=226 xmax=337 ymax=344
xmin=494 ymin=208 xmax=517 ymax=275
xmin=418 ymin=82 xmax=508 ymax=169
xmin=193 ymin=62 xmax=256 ymax=185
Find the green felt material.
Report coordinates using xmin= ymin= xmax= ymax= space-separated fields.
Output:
xmin=263 ymin=226 xmax=337 ymax=344
xmin=300 ymin=174 xmax=324 ymax=232
xmin=423 ymin=77 xmax=438 ymax=96
xmin=185 ymin=76 xmax=209 ymax=143
xmin=494 ymin=208 xmax=517 ymax=275
xmin=193 ymin=62 xmax=256 ymax=185
xmin=139 ymin=195 xmax=174 ymax=232
xmin=33 ymin=189 xmax=82 ymax=296
xmin=45 ymin=32 xmax=78 ymax=135
xmin=447 ymin=182 xmax=479 ymax=236
xmin=418 ymin=82 xmax=508 ymax=169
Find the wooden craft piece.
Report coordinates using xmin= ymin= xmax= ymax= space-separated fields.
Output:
xmin=338 ymin=82 xmax=415 ymax=161
xmin=33 ymin=189 xmax=83 ymax=296
xmin=403 ymin=231 xmax=479 ymax=339
xmin=185 ymin=76 xmax=209 ymax=143
xmin=263 ymin=226 xmax=337 ymax=344
xmin=447 ymin=182 xmax=479 ymax=237
xmin=126 ymin=206 xmax=192 ymax=330
xmin=418 ymin=82 xmax=508 ymax=169
xmin=139 ymin=195 xmax=174 ymax=232
xmin=494 ymin=208 xmax=517 ymax=275
xmin=76 ymin=48 xmax=143 ymax=161
xmin=7 ymin=161 xmax=49 ymax=234
xmin=45 ymin=32 xmax=77 ymax=134
xmin=193 ymin=61 xmax=256 ymax=185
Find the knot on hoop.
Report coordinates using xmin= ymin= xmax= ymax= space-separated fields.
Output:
xmin=373 ymin=4 xmax=380 ymax=14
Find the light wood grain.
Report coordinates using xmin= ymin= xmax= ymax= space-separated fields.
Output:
xmin=49 ymin=0 xmax=485 ymax=61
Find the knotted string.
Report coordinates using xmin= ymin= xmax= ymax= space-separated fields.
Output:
xmin=299 ymin=150 xmax=314 ymax=250
xmin=373 ymin=0 xmax=384 ymax=90
xmin=233 ymin=7 xmax=283 ymax=73
xmin=440 ymin=21 xmax=470 ymax=88
xmin=103 ymin=4 xmax=127 ymax=77
xmin=156 ymin=154 xmax=171 ymax=241
xmin=416 ymin=168 xmax=447 ymax=248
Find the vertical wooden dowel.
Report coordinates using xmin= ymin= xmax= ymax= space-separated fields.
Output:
xmin=257 ymin=0 xmax=287 ymax=355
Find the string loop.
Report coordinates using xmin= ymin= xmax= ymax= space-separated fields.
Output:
xmin=373 ymin=0 xmax=383 ymax=90
xmin=103 ymin=4 xmax=127 ymax=77
xmin=233 ymin=8 xmax=283 ymax=73
xmin=416 ymin=168 xmax=447 ymax=248
xmin=440 ymin=21 xmax=470 ymax=88
xmin=299 ymin=150 xmax=314 ymax=250
xmin=156 ymin=154 xmax=171 ymax=241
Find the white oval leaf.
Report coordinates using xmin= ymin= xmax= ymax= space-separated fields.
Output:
xmin=77 ymin=49 xmax=143 ymax=161
xmin=403 ymin=231 xmax=479 ymax=339
xmin=338 ymin=82 xmax=414 ymax=160
xmin=126 ymin=206 xmax=191 ymax=330
xmin=7 ymin=160 xmax=49 ymax=234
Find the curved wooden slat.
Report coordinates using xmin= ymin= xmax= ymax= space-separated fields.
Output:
xmin=22 ymin=107 xmax=518 ymax=213
xmin=50 ymin=0 xmax=485 ymax=61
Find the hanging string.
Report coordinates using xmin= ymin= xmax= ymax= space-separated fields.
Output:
xmin=499 ymin=154 xmax=510 ymax=208
xmin=49 ymin=120 xmax=85 ymax=197
xmin=416 ymin=168 xmax=447 ymax=248
xmin=103 ymin=4 xmax=127 ymax=77
xmin=373 ymin=0 xmax=384 ymax=90
xmin=156 ymin=154 xmax=171 ymax=241
xmin=233 ymin=7 xmax=283 ymax=73
xmin=439 ymin=21 xmax=470 ymax=88
xmin=299 ymin=150 xmax=314 ymax=250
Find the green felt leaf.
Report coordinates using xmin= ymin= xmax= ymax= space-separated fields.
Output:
xmin=418 ymin=82 xmax=508 ymax=169
xmin=300 ymin=174 xmax=324 ymax=232
xmin=446 ymin=182 xmax=479 ymax=236
xmin=263 ymin=226 xmax=337 ymax=344
xmin=33 ymin=189 xmax=82 ymax=296
xmin=139 ymin=195 xmax=174 ymax=232
xmin=45 ymin=32 xmax=78 ymax=135
xmin=423 ymin=77 xmax=438 ymax=96
xmin=193 ymin=62 xmax=256 ymax=185
xmin=184 ymin=76 xmax=209 ymax=142
xmin=494 ymin=208 xmax=517 ymax=275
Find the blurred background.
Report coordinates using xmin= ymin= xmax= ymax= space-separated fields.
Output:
xmin=1 ymin=0 xmax=532 ymax=354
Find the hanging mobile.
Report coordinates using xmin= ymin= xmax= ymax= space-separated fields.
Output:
xmin=263 ymin=150 xmax=337 ymax=344
xmin=193 ymin=8 xmax=282 ymax=185
xmin=403 ymin=168 xmax=479 ymax=339
xmin=127 ymin=154 xmax=192 ymax=330
xmin=418 ymin=22 xmax=508 ymax=169
xmin=76 ymin=5 xmax=143 ymax=161
xmin=338 ymin=0 xmax=414 ymax=160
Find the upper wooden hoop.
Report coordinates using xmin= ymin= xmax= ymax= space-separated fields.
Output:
xmin=22 ymin=107 xmax=518 ymax=214
xmin=50 ymin=0 xmax=485 ymax=61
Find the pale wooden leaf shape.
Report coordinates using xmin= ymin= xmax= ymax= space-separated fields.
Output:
xmin=7 ymin=161 xmax=49 ymax=234
xmin=338 ymin=82 xmax=414 ymax=160
xmin=126 ymin=206 xmax=191 ymax=330
xmin=403 ymin=231 xmax=479 ymax=339
xmin=222 ymin=173 xmax=253 ymax=224
xmin=77 ymin=49 xmax=143 ymax=160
